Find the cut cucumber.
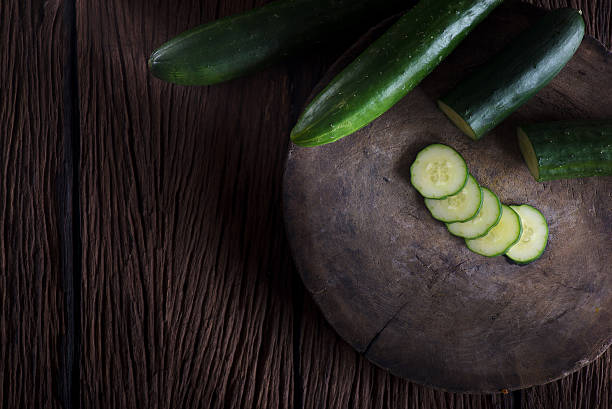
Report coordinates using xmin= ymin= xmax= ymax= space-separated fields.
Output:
xmin=505 ymin=205 xmax=548 ymax=264
xmin=425 ymin=174 xmax=482 ymax=223
xmin=438 ymin=8 xmax=585 ymax=140
xmin=518 ymin=120 xmax=612 ymax=181
xmin=446 ymin=187 xmax=502 ymax=239
xmin=290 ymin=0 xmax=503 ymax=146
xmin=466 ymin=205 xmax=522 ymax=257
xmin=410 ymin=144 xmax=468 ymax=199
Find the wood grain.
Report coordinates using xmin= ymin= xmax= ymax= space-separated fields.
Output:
xmin=71 ymin=1 xmax=612 ymax=409
xmin=0 ymin=0 xmax=69 ymax=408
xmin=77 ymin=1 xmax=299 ymax=407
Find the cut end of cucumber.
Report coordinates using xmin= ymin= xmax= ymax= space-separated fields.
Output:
xmin=410 ymin=144 xmax=468 ymax=199
xmin=437 ymin=100 xmax=478 ymax=140
xmin=506 ymin=204 xmax=548 ymax=264
xmin=517 ymin=127 xmax=541 ymax=181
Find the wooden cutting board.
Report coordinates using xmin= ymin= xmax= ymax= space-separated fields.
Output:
xmin=283 ymin=3 xmax=612 ymax=393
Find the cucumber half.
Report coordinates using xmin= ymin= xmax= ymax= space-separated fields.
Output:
xmin=446 ymin=187 xmax=502 ymax=239
xmin=410 ymin=144 xmax=468 ymax=199
xmin=465 ymin=204 xmax=522 ymax=257
xmin=505 ymin=205 xmax=548 ymax=264
xmin=425 ymin=174 xmax=482 ymax=223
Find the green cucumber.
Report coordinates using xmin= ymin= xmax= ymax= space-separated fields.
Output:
xmin=148 ymin=0 xmax=406 ymax=85
xmin=410 ymin=144 xmax=468 ymax=199
xmin=425 ymin=174 xmax=482 ymax=223
xmin=466 ymin=205 xmax=522 ymax=257
xmin=518 ymin=120 xmax=612 ymax=181
xmin=446 ymin=187 xmax=502 ymax=239
xmin=290 ymin=0 xmax=503 ymax=147
xmin=505 ymin=205 xmax=548 ymax=264
xmin=438 ymin=8 xmax=585 ymax=140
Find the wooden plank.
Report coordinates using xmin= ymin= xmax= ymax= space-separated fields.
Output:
xmin=0 ymin=1 xmax=70 ymax=408
xmin=77 ymin=1 xmax=298 ymax=407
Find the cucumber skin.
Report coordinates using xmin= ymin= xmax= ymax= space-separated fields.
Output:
xmin=148 ymin=0 xmax=407 ymax=86
xmin=446 ymin=187 xmax=502 ymax=239
xmin=465 ymin=205 xmax=522 ymax=258
xmin=505 ymin=205 xmax=549 ymax=264
xmin=519 ymin=120 xmax=612 ymax=181
xmin=439 ymin=8 xmax=585 ymax=140
xmin=290 ymin=0 xmax=503 ymax=147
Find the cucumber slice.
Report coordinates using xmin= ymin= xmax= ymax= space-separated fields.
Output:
xmin=466 ymin=204 xmax=522 ymax=257
xmin=424 ymin=174 xmax=482 ymax=223
xmin=505 ymin=205 xmax=548 ymax=264
xmin=410 ymin=144 xmax=468 ymax=199
xmin=446 ymin=187 xmax=502 ymax=239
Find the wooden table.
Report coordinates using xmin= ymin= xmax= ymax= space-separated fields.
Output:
xmin=1 ymin=1 xmax=610 ymax=408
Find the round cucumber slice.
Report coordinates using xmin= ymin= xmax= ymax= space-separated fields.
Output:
xmin=424 ymin=174 xmax=482 ymax=223
xmin=465 ymin=204 xmax=522 ymax=257
xmin=410 ymin=144 xmax=468 ymax=199
xmin=505 ymin=205 xmax=548 ymax=264
xmin=446 ymin=187 xmax=502 ymax=239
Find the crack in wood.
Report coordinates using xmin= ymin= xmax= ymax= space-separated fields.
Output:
xmin=363 ymin=299 xmax=412 ymax=356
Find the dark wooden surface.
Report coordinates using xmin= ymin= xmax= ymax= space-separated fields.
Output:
xmin=0 ymin=1 xmax=73 ymax=408
xmin=284 ymin=3 xmax=612 ymax=392
xmin=0 ymin=0 xmax=610 ymax=408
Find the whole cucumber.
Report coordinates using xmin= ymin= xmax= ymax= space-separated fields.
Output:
xmin=438 ymin=8 xmax=585 ymax=140
xmin=290 ymin=0 xmax=503 ymax=147
xmin=518 ymin=120 xmax=612 ymax=182
xmin=148 ymin=0 xmax=407 ymax=86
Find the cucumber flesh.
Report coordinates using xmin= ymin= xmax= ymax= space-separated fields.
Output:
xmin=437 ymin=100 xmax=477 ymax=139
xmin=505 ymin=205 xmax=548 ymax=264
xmin=410 ymin=144 xmax=468 ymax=199
xmin=446 ymin=187 xmax=502 ymax=239
xmin=425 ymin=174 xmax=482 ymax=223
xmin=466 ymin=205 xmax=522 ymax=257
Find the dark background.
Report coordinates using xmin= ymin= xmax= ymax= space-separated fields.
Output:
xmin=0 ymin=0 xmax=610 ymax=408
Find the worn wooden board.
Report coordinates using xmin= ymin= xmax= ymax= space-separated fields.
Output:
xmin=77 ymin=0 xmax=299 ymax=407
xmin=0 ymin=1 xmax=73 ymax=408
xmin=284 ymin=3 xmax=612 ymax=393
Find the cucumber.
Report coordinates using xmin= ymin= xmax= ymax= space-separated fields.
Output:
xmin=518 ymin=120 xmax=612 ymax=181
xmin=410 ymin=144 xmax=468 ymax=199
xmin=290 ymin=0 xmax=503 ymax=147
xmin=505 ymin=205 xmax=548 ymax=264
xmin=466 ymin=205 xmax=522 ymax=257
xmin=446 ymin=187 xmax=502 ymax=239
xmin=438 ymin=8 xmax=585 ymax=140
xmin=148 ymin=0 xmax=406 ymax=85
xmin=425 ymin=174 xmax=482 ymax=223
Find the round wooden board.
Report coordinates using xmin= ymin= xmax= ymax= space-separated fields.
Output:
xmin=283 ymin=3 xmax=612 ymax=393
